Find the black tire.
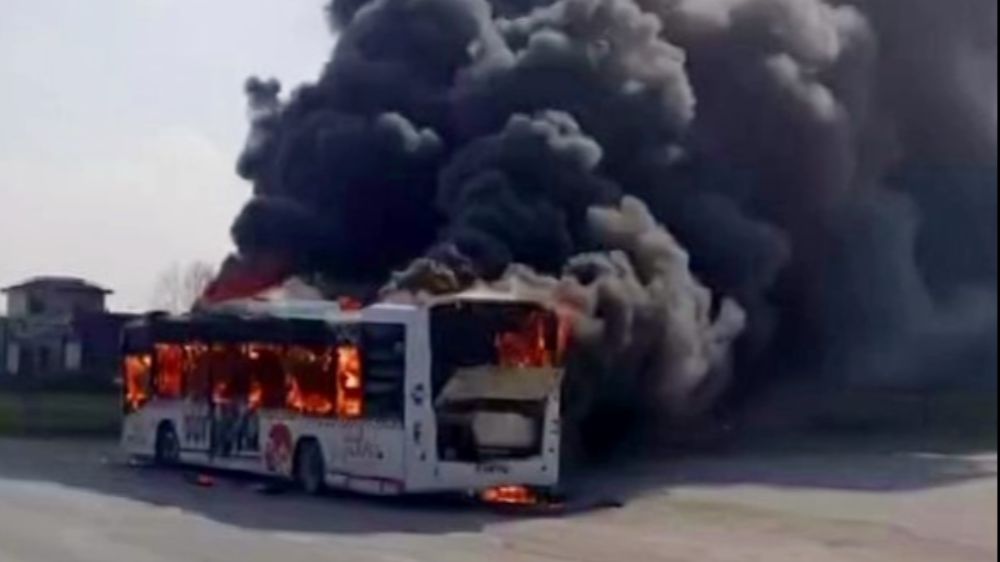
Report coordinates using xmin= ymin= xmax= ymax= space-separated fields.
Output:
xmin=154 ymin=422 xmax=181 ymax=466
xmin=294 ymin=440 xmax=326 ymax=495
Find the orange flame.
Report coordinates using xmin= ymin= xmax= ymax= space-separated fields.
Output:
xmin=338 ymin=296 xmax=364 ymax=311
xmin=286 ymin=376 xmax=303 ymax=411
xmin=154 ymin=345 xmax=184 ymax=399
xmin=495 ymin=311 xmax=555 ymax=368
xmin=128 ymin=335 xmax=371 ymax=420
xmin=248 ymin=380 xmax=263 ymax=409
xmin=199 ymin=254 xmax=290 ymax=305
xmin=556 ymin=315 xmax=572 ymax=363
xmin=481 ymin=485 xmax=539 ymax=506
xmin=336 ymin=344 xmax=363 ymax=418
xmin=123 ymin=354 xmax=152 ymax=411
xmin=284 ymin=346 xmax=336 ymax=416
xmin=213 ymin=379 xmax=229 ymax=403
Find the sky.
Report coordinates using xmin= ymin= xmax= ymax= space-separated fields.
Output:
xmin=0 ymin=0 xmax=332 ymax=312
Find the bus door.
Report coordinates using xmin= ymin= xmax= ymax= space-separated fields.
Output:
xmin=208 ymin=344 xmax=262 ymax=460
xmin=208 ymin=342 xmax=287 ymax=461
xmin=157 ymin=343 xmax=211 ymax=455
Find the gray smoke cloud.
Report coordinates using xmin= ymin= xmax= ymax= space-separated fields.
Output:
xmin=225 ymin=0 xmax=997 ymax=431
xmin=558 ymin=197 xmax=747 ymax=420
xmin=437 ymin=110 xmax=618 ymax=276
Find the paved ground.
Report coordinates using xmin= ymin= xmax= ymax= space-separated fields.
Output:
xmin=0 ymin=437 xmax=995 ymax=562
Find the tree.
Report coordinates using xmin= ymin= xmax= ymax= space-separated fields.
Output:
xmin=151 ymin=261 xmax=217 ymax=313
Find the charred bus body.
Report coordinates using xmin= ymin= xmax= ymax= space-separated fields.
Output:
xmin=121 ymin=293 xmax=566 ymax=498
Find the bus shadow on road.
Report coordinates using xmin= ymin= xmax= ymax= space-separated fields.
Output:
xmin=0 ymin=438 xmax=625 ymax=536
xmin=0 ymin=430 xmax=994 ymax=538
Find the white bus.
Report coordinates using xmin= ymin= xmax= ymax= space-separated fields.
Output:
xmin=121 ymin=292 xmax=566 ymax=501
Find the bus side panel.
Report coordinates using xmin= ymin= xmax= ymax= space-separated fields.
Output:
xmin=259 ymin=416 xmax=406 ymax=492
xmin=323 ymin=420 xmax=406 ymax=492
xmin=399 ymin=308 xmax=439 ymax=492
xmin=358 ymin=307 xmax=429 ymax=494
xmin=121 ymin=400 xmax=185 ymax=458
xmin=255 ymin=413 xmax=299 ymax=477
xmin=175 ymin=399 xmax=212 ymax=454
xmin=121 ymin=410 xmax=156 ymax=457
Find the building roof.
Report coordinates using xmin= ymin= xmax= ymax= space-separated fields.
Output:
xmin=1 ymin=276 xmax=113 ymax=294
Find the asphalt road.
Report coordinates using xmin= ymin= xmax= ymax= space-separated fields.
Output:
xmin=0 ymin=437 xmax=995 ymax=562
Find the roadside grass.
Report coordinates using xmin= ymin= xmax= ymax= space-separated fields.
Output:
xmin=0 ymin=392 xmax=120 ymax=437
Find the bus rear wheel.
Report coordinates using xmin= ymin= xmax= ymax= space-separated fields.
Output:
xmin=154 ymin=422 xmax=181 ymax=466
xmin=294 ymin=440 xmax=326 ymax=495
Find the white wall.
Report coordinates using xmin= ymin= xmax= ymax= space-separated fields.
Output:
xmin=5 ymin=342 xmax=19 ymax=374
xmin=4 ymin=286 xmax=106 ymax=319
xmin=6 ymin=291 xmax=28 ymax=317
xmin=64 ymin=340 xmax=82 ymax=371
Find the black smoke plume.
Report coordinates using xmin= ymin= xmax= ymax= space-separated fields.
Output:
xmin=227 ymin=0 xmax=997 ymax=429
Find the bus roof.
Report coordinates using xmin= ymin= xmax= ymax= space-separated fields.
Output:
xmin=123 ymin=312 xmax=340 ymax=348
xmin=427 ymin=287 xmax=536 ymax=305
xmin=197 ymin=287 xmax=543 ymax=318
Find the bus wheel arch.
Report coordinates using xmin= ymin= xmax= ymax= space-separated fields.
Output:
xmin=154 ymin=420 xmax=181 ymax=466
xmin=293 ymin=437 xmax=326 ymax=495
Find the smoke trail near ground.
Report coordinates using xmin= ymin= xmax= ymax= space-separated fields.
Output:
xmin=224 ymin=0 xmax=997 ymax=431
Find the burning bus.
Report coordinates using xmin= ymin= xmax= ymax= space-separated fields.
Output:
xmin=121 ymin=290 xmax=566 ymax=499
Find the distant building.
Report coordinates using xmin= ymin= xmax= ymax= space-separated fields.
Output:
xmin=0 ymin=277 xmax=136 ymax=378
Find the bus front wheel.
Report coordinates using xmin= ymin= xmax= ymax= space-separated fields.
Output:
xmin=294 ymin=439 xmax=326 ymax=495
xmin=154 ymin=422 xmax=181 ymax=466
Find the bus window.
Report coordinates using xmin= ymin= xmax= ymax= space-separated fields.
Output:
xmin=184 ymin=343 xmax=211 ymax=402
xmin=494 ymin=311 xmax=557 ymax=368
xmin=284 ymin=345 xmax=337 ymax=416
xmin=124 ymin=354 xmax=152 ymax=412
xmin=336 ymin=344 xmax=363 ymax=418
xmin=361 ymin=323 xmax=406 ymax=421
xmin=245 ymin=344 xmax=285 ymax=410
xmin=203 ymin=343 xmax=261 ymax=456
xmin=208 ymin=344 xmax=250 ymax=404
xmin=154 ymin=344 xmax=184 ymax=399
xmin=430 ymin=303 xmax=563 ymax=396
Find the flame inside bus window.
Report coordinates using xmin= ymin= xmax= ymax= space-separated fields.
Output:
xmin=336 ymin=344 xmax=363 ymax=418
xmin=182 ymin=343 xmax=210 ymax=401
xmin=124 ymin=354 xmax=152 ymax=412
xmin=430 ymin=302 xmax=566 ymax=396
xmin=556 ymin=315 xmax=571 ymax=364
xmin=245 ymin=343 xmax=285 ymax=410
xmin=154 ymin=344 xmax=184 ymax=399
xmin=284 ymin=345 xmax=337 ymax=416
xmin=249 ymin=379 xmax=263 ymax=409
xmin=121 ymin=317 xmax=352 ymax=419
xmin=495 ymin=311 xmax=555 ymax=368
xmin=208 ymin=344 xmax=246 ymax=404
